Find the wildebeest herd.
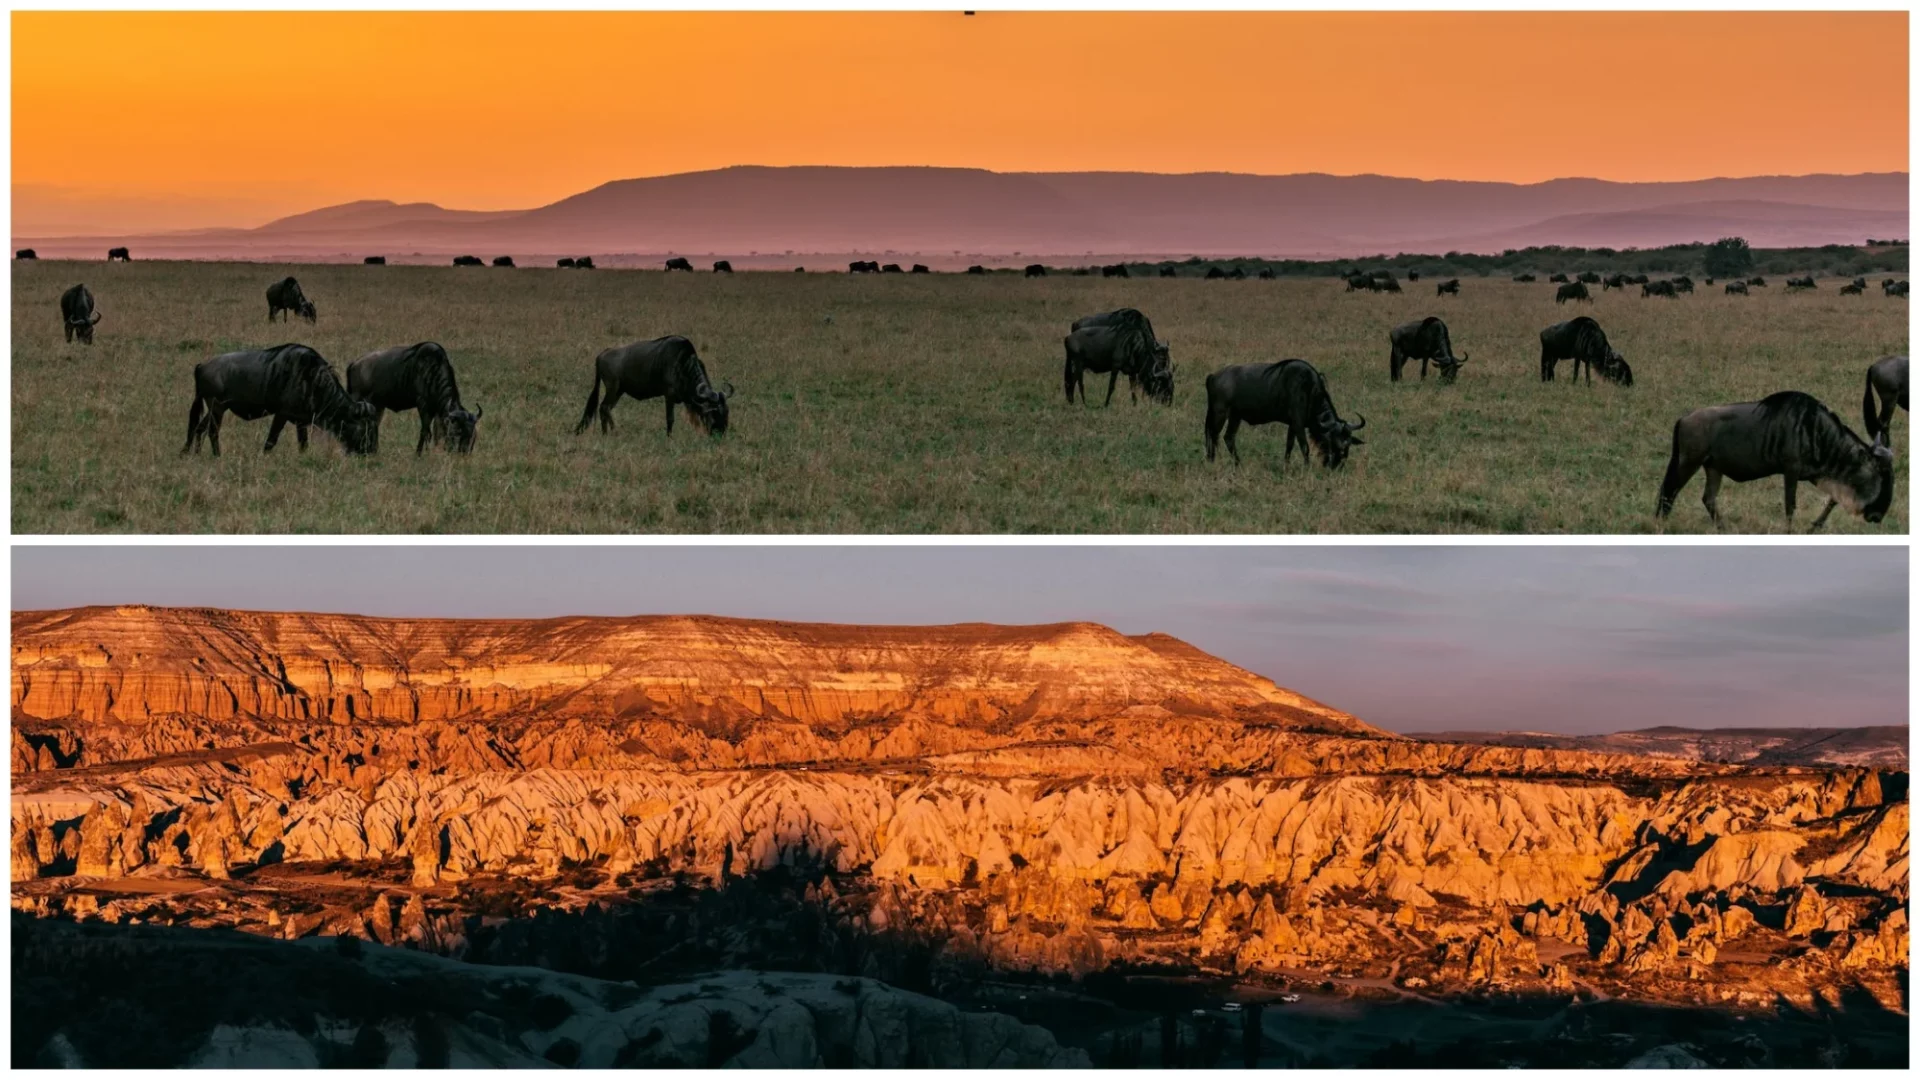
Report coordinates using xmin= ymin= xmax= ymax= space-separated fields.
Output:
xmin=39 ymin=260 xmax=1910 ymax=531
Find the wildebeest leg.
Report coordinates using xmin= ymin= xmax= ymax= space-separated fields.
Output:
xmin=1781 ymin=475 xmax=1797 ymax=529
xmin=206 ymin=407 xmax=226 ymax=457
xmin=296 ymin=424 xmax=309 ymax=452
xmin=1655 ymin=440 xmax=1698 ymax=518
xmin=64 ymin=324 xmax=74 ymax=344
xmin=1420 ymin=356 xmax=1429 ymax=380
xmin=370 ymin=408 xmax=384 ymax=453
xmin=664 ymin=397 xmax=675 ymax=434
xmin=1064 ymin=356 xmax=1080 ymax=404
xmin=1809 ymin=497 xmax=1840 ymax=532
xmin=1204 ymin=405 xmax=1224 ymax=462
xmin=1104 ymin=369 xmax=1119 ymax=407
xmin=417 ymin=412 xmax=434 ymax=455
xmin=1700 ymin=469 xmax=1724 ymax=527
xmin=1390 ymin=347 xmax=1404 ymax=383
xmin=1540 ymin=348 xmax=1554 ymax=382
xmin=1224 ymin=417 xmax=1242 ymax=466
xmin=264 ymin=417 xmax=288 ymax=452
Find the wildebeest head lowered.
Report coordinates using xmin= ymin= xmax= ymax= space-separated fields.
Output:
xmin=1065 ymin=309 xmax=1173 ymax=406
xmin=59 ymin=284 xmax=102 ymax=345
xmin=1024 ymin=264 xmax=1046 ymax=277
xmin=266 ymin=277 xmax=317 ymax=323
xmin=664 ymin=257 xmax=693 ymax=271
xmin=1658 ymin=391 xmax=1894 ymax=530
xmin=575 ymin=335 xmax=734 ymax=437
xmin=1540 ymin=316 xmax=1629 ymax=386
xmin=182 ymin=344 xmax=376 ymax=457
xmin=347 ymin=341 xmax=484 ymax=454
xmin=1555 ymin=281 xmax=1592 ymax=304
xmin=1203 ymin=359 xmax=1364 ymax=468
xmin=1388 ymin=316 xmax=1468 ymax=382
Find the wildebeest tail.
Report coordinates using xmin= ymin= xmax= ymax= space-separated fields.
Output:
xmin=575 ymin=370 xmax=603 ymax=434
xmin=1655 ymin=417 xmax=1686 ymax=516
xmin=1864 ymin=371 xmax=1881 ymax=438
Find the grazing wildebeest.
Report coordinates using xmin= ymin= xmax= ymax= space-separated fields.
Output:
xmin=1786 ymin=275 xmax=1817 ymax=291
xmin=1345 ymin=273 xmax=1370 ymax=291
xmin=966 ymin=265 xmax=986 ymax=275
xmin=794 ymin=267 xmax=805 ymax=272
xmin=557 ymin=258 xmax=575 ymax=268
xmin=1208 ymin=267 xmax=1229 ymax=280
xmin=881 ymin=263 xmax=903 ymax=274
xmin=1629 ymin=274 xmax=1650 ymax=285
xmin=1159 ymin=266 xmax=1177 ymax=278
xmin=1577 ymin=271 xmax=1601 ymax=284
xmin=1540 ymin=316 xmax=1630 ymax=385
xmin=1258 ymin=268 xmax=1276 ymax=280
xmin=266 ymin=277 xmax=317 ymax=323
xmin=851 ymin=260 xmax=879 ymax=273
xmin=492 ymin=256 xmax=515 ymax=268
xmin=1024 ymin=264 xmax=1046 ymax=278
xmin=1863 ymin=355 xmax=1908 ymax=442
xmin=1436 ymin=278 xmax=1460 ymax=296
xmin=1513 ymin=273 xmax=1536 ymax=283
xmin=911 ymin=264 xmax=930 ymax=274
xmin=1101 ymin=263 xmax=1130 ymax=278
xmin=1203 ymin=359 xmax=1366 ymax=468
xmin=713 ymin=260 xmax=733 ymax=273
xmin=182 ymin=344 xmax=376 ymax=457
xmin=59 ymin=284 xmax=101 ymax=345
xmin=364 ymin=256 xmax=386 ymax=265
xmin=1747 ymin=276 xmax=1767 ymax=287
xmin=1852 ymin=277 xmax=1868 ymax=290
xmin=575 ymin=336 xmax=734 ymax=437
xmin=1657 ymin=391 xmax=1894 ymax=530
xmin=1672 ymin=275 xmax=1694 ymax=294
xmin=1840 ymin=282 xmax=1865 ymax=295
xmin=1407 ymin=271 xmax=1421 ymax=282
xmin=664 ymin=257 xmax=694 ymax=271
xmin=1555 ymin=281 xmax=1592 ymax=304
xmin=1642 ymin=280 xmax=1677 ymax=298
xmin=1886 ymin=280 xmax=1910 ymax=298
xmin=1603 ymin=273 xmax=1629 ymax=291
xmin=347 ymin=341 xmax=483 ymax=454
xmin=107 ymin=247 xmax=130 ymax=261
xmin=574 ymin=257 xmax=595 ymax=269
xmin=16 ymin=249 xmax=36 ymax=260
xmin=1227 ymin=266 xmax=1249 ymax=281
xmin=1704 ymin=277 xmax=1715 ymax=286
xmin=1388 ymin=316 xmax=1468 ymax=382
xmin=1549 ymin=273 xmax=1570 ymax=283
xmin=1725 ymin=281 xmax=1749 ymax=295
xmin=1064 ymin=309 xmax=1173 ymax=406
xmin=453 ymin=255 xmax=484 ymax=266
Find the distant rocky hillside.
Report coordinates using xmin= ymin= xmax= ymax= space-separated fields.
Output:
xmin=1419 ymin=726 xmax=1907 ymax=770
xmin=13 ymin=167 xmax=1907 ymax=259
xmin=10 ymin=606 xmax=1909 ymax=1067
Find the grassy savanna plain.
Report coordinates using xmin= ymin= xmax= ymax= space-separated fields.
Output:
xmin=11 ymin=260 xmax=1909 ymax=533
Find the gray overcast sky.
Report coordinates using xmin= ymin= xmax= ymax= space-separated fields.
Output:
xmin=12 ymin=546 xmax=1907 ymax=736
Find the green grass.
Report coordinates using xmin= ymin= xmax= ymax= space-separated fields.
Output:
xmin=11 ymin=260 xmax=1909 ymax=534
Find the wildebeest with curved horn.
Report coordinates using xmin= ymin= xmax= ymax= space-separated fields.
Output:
xmin=16 ymin=248 xmax=36 ymax=260
xmin=1642 ymin=280 xmax=1677 ymax=298
xmin=851 ymin=260 xmax=879 ymax=273
xmin=1227 ymin=266 xmax=1249 ymax=281
xmin=1065 ymin=309 xmax=1173 ymax=406
xmin=1435 ymin=278 xmax=1460 ymax=296
xmin=1725 ymin=280 xmax=1749 ymax=295
xmin=1603 ymin=273 xmax=1629 ymax=291
xmin=364 ymin=256 xmax=386 ymax=265
xmin=575 ymin=336 xmax=734 ymax=437
xmin=182 ymin=344 xmax=376 ymax=457
xmin=911 ymin=264 xmax=930 ymax=274
xmin=1786 ymin=275 xmax=1817 ymax=291
xmin=881 ymin=263 xmax=903 ymax=274
xmin=107 ymin=247 xmax=130 ymax=261
xmin=1887 ymin=280 xmax=1910 ymax=298
xmin=266 ymin=277 xmax=317 ymax=323
xmin=492 ymin=256 xmax=515 ymax=268
xmin=1407 ymin=271 xmax=1421 ymax=282
xmin=1540 ymin=316 xmax=1630 ymax=385
xmin=1577 ymin=271 xmax=1601 ymax=284
xmin=1671 ymin=275 xmax=1694 ymax=294
xmin=574 ymin=256 xmax=595 ymax=269
xmin=1657 ymin=391 xmax=1893 ymax=530
xmin=1024 ymin=264 xmax=1047 ymax=278
xmin=453 ymin=255 xmax=483 ymax=267
xmin=1548 ymin=273 xmax=1569 ymax=283
xmin=1863 ymin=355 xmax=1908 ymax=442
xmin=1555 ymin=281 xmax=1592 ymax=304
xmin=713 ymin=260 xmax=733 ymax=273
xmin=1388 ymin=317 xmax=1468 ymax=382
xmin=347 ymin=342 xmax=483 ymax=454
xmin=59 ymin=284 xmax=101 ymax=345
xmin=1747 ymin=276 xmax=1767 ymax=287
xmin=1203 ymin=359 xmax=1365 ymax=468
xmin=664 ymin=257 xmax=693 ymax=272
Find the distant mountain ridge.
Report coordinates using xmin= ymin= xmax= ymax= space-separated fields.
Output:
xmin=1418 ymin=725 xmax=1908 ymax=770
xmin=14 ymin=166 xmax=1908 ymax=260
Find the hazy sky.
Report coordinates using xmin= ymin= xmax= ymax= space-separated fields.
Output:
xmin=12 ymin=12 xmax=1908 ymax=232
xmin=13 ymin=546 xmax=1905 ymax=736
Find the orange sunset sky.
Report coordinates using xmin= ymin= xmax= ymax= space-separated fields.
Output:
xmin=12 ymin=11 xmax=1910 ymax=233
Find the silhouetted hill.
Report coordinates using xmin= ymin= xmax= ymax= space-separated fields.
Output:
xmin=1417 ymin=724 xmax=1907 ymax=770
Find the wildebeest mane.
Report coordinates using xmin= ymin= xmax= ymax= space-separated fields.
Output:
xmin=270 ymin=344 xmax=363 ymax=438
